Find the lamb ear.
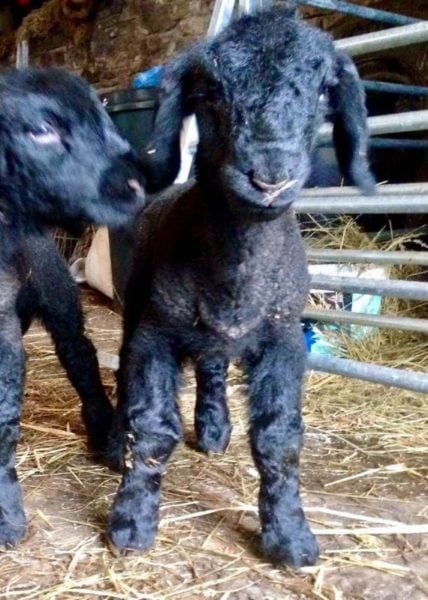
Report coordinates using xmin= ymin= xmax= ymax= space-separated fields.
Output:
xmin=141 ymin=55 xmax=193 ymax=193
xmin=328 ymin=52 xmax=376 ymax=194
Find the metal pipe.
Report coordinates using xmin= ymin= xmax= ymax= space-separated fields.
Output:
xmin=335 ymin=22 xmax=428 ymax=57
xmin=238 ymin=0 xmax=270 ymax=14
xmin=318 ymin=110 xmax=428 ymax=141
xmin=307 ymin=354 xmax=428 ymax=394
xmin=99 ymin=345 xmax=428 ymax=394
xmin=310 ymin=275 xmax=428 ymax=301
xmin=366 ymin=139 xmax=428 ymax=149
xmin=318 ymin=138 xmax=428 ymax=149
xmin=365 ymin=110 xmax=428 ymax=136
xmin=306 ymin=249 xmax=428 ymax=266
xmin=295 ymin=195 xmax=428 ymax=214
xmin=303 ymin=308 xmax=428 ymax=334
xmin=207 ymin=0 xmax=235 ymax=36
xmin=363 ymin=80 xmax=428 ymax=97
xmin=302 ymin=183 xmax=428 ymax=196
xmin=295 ymin=0 xmax=418 ymax=27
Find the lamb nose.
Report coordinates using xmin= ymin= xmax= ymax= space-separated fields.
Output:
xmin=251 ymin=177 xmax=289 ymax=193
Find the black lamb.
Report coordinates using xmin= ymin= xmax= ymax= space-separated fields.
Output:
xmin=0 ymin=67 xmax=145 ymax=548
xmin=107 ymin=8 xmax=375 ymax=566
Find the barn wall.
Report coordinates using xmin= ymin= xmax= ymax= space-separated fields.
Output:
xmin=0 ymin=0 xmax=214 ymax=93
xmin=0 ymin=0 xmax=426 ymax=94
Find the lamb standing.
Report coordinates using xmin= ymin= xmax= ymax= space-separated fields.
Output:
xmin=107 ymin=8 xmax=375 ymax=566
xmin=0 ymin=67 xmax=145 ymax=547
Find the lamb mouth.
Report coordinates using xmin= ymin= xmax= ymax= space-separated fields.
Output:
xmin=221 ymin=165 xmax=300 ymax=211
xmin=258 ymin=179 xmax=298 ymax=206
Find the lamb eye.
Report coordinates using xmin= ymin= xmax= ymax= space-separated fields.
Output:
xmin=205 ymin=88 xmax=221 ymax=104
xmin=189 ymin=91 xmax=206 ymax=103
xmin=190 ymin=89 xmax=220 ymax=104
xmin=27 ymin=122 xmax=61 ymax=145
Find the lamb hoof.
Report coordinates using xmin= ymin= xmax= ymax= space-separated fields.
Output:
xmin=92 ymin=425 xmax=126 ymax=472
xmin=261 ymin=527 xmax=319 ymax=567
xmin=87 ymin=433 xmax=111 ymax=460
xmin=107 ymin=515 xmax=156 ymax=555
xmin=96 ymin=442 xmax=125 ymax=473
xmin=0 ymin=509 xmax=27 ymax=549
xmin=83 ymin=406 xmax=115 ymax=460
xmin=196 ymin=422 xmax=232 ymax=454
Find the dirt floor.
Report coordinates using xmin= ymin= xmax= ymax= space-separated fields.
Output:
xmin=0 ymin=288 xmax=426 ymax=600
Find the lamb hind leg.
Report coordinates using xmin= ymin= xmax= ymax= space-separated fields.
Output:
xmin=107 ymin=328 xmax=182 ymax=552
xmin=43 ymin=308 xmax=114 ymax=457
xmin=244 ymin=331 xmax=319 ymax=567
xmin=25 ymin=237 xmax=114 ymax=457
xmin=0 ymin=334 xmax=27 ymax=547
xmin=195 ymin=355 xmax=231 ymax=453
xmin=0 ymin=277 xmax=27 ymax=547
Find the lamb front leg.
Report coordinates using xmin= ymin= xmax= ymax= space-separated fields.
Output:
xmin=0 ymin=272 xmax=27 ymax=547
xmin=195 ymin=354 xmax=231 ymax=453
xmin=107 ymin=327 xmax=182 ymax=553
xmin=244 ymin=328 xmax=318 ymax=567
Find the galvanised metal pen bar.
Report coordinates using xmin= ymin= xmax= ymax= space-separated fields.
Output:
xmin=295 ymin=0 xmax=419 ymax=26
xmin=318 ymin=110 xmax=428 ymax=141
xmin=318 ymin=138 xmax=428 ymax=149
xmin=301 ymin=183 xmax=428 ymax=195
xmin=310 ymin=274 xmax=428 ymax=301
xmin=307 ymin=354 xmax=428 ymax=394
xmin=295 ymin=195 xmax=428 ymax=214
xmin=208 ymin=0 xmax=235 ymax=35
xmin=368 ymin=139 xmax=428 ymax=149
xmin=335 ymin=22 xmax=428 ymax=56
xmin=96 ymin=349 xmax=428 ymax=393
xmin=238 ymin=0 xmax=269 ymax=14
xmin=306 ymin=249 xmax=428 ymax=266
xmin=363 ymin=80 xmax=428 ymax=97
xmin=303 ymin=308 xmax=428 ymax=334
xmin=297 ymin=183 xmax=428 ymax=213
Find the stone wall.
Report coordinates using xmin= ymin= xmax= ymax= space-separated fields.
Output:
xmin=85 ymin=0 xmax=214 ymax=92
xmin=0 ymin=0 xmax=426 ymax=93
xmin=1 ymin=0 xmax=215 ymax=93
